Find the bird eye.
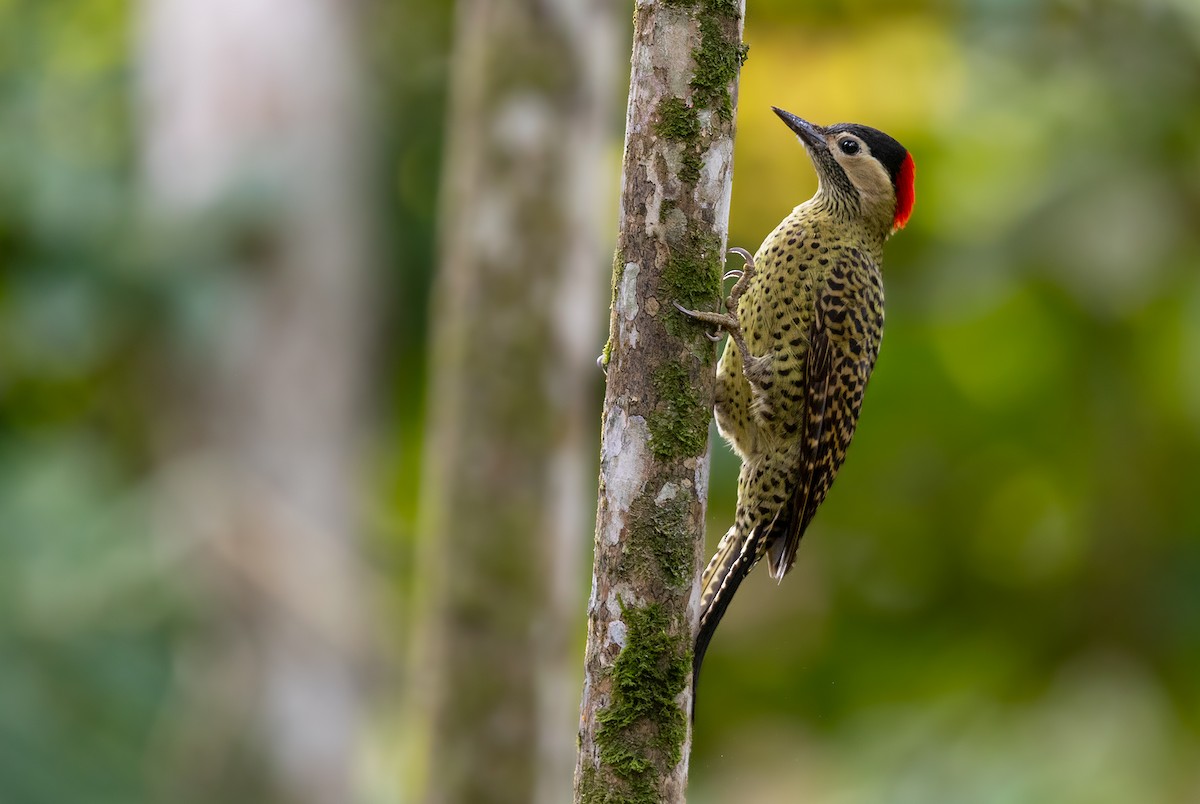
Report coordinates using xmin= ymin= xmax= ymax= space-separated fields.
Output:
xmin=839 ymin=139 xmax=860 ymax=155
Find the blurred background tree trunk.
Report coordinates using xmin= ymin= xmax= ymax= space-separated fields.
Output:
xmin=410 ymin=0 xmax=619 ymax=801
xmin=137 ymin=1 xmax=373 ymax=801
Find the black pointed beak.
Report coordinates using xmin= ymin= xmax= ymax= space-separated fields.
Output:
xmin=772 ymin=107 xmax=826 ymax=151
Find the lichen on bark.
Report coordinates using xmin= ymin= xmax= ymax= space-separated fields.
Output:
xmin=626 ymin=490 xmax=694 ymax=591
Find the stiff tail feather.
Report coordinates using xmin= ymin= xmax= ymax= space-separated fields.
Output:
xmin=693 ymin=523 xmax=766 ymax=701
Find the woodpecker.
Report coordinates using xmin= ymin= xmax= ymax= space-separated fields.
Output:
xmin=676 ymin=107 xmax=915 ymax=691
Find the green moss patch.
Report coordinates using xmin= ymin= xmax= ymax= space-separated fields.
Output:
xmin=655 ymin=98 xmax=703 ymax=186
xmin=595 ymin=601 xmax=690 ymax=803
xmin=652 ymin=3 xmax=747 ymax=185
xmin=701 ymin=0 xmax=740 ymax=17
xmin=691 ymin=14 xmax=749 ymax=122
xmin=647 ymin=361 xmax=709 ymax=461
xmin=660 ymin=225 xmax=722 ymax=344
xmin=661 ymin=228 xmax=721 ymax=310
xmin=654 ymin=97 xmax=700 ymax=142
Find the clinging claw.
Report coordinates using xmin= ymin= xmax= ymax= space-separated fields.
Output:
xmin=672 ymin=300 xmax=730 ymax=327
xmin=728 ymin=247 xmax=755 ymax=268
xmin=724 ymin=248 xmax=755 ymax=285
xmin=673 ymin=245 xmax=758 ymax=359
xmin=724 ymin=247 xmax=757 ymax=314
xmin=672 ymin=301 xmax=726 ymax=342
xmin=672 ymin=300 xmax=752 ymax=370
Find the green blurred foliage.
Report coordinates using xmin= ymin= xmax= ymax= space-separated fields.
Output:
xmin=696 ymin=0 xmax=1200 ymax=799
xmin=0 ymin=2 xmax=178 ymax=801
xmin=2 ymin=0 xmax=1199 ymax=800
xmin=0 ymin=0 xmax=451 ymax=800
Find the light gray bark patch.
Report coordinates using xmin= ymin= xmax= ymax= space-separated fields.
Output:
xmin=600 ymin=409 xmax=651 ymax=546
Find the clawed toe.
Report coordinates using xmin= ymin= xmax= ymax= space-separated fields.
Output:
xmin=674 ymin=300 xmax=737 ymax=333
xmin=724 ymin=247 xmax=757 ymax=314
xmin=672 ymin=300 xmax=700 ymax=318
xmin=673 ymin=301 xmax=724 ymax=341
xmin=728 ymin=247 xmax=755 ymax=270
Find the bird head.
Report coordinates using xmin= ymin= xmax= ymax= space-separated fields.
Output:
xmin=771 ymin=107 xmax=915 ymax=236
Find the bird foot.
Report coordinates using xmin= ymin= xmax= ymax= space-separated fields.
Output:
xmin=674 ymin=246 xmax=759 ymax=377
xmin=724 ymin=247 xmax=756 ymax=314
xmin=672 ymin=301 xmax=737 ymax=335
xmin=673 ymin=301 xmax=753 ymax=368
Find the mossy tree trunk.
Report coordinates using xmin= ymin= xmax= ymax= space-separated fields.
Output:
xmin=574 ymin=1 xmax=746 ymax=802
xmin=412 ymin=0 xmax=619 ymax=802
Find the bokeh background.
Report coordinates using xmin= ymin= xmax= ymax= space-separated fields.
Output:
xmin=2 ymin=0 xmax=1199 ymax=802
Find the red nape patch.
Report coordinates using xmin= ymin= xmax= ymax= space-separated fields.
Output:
xmin=893 ymin=152 xmax=916 ymax=231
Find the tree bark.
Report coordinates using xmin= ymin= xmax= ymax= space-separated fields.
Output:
xmin=138 ymin=1 xmax=372 ymax=801
xmin=574 ymin=1 xmax=746 ymax=802
xmin=411 ymin=0 xmax=618 ymax=802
